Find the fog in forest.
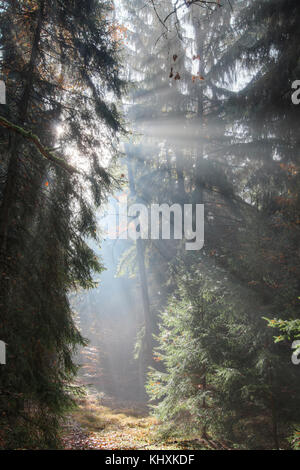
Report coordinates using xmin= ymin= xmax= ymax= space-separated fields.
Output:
xmin=72 ymin=1 xmax=300 ymax=449
xmin=1 ymin=0 xmax=300 ymax=451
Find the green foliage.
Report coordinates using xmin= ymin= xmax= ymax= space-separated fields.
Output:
xmin=0 ymin=0 xmax=124 ymax=449
xmin=265 ymin=317 xmax=300 ymax=344
xmin=289 ymin=428 xmax=300 ymax=451
xmin=124 ymin=0 xmax=300 ymax=449
xmin=147 ymin=263 xmax=300 ymax=449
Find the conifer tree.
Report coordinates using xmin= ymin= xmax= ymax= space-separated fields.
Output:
xmin=0 ymin=0 xmax=124 ymax=448
xmin=145 ymin=0 xmax=300 ymax=449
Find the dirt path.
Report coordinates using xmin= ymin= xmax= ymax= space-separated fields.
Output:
xmin=61 ymin=396 xmax=211 ymax=450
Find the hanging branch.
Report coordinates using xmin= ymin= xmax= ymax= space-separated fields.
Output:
xmin=0 ymin=115 xmax=78 ymax=175
xmin=149 ymin=0 xmax=223 ymax=28
xmin=149 ymin=0 xmax=170 ymax=31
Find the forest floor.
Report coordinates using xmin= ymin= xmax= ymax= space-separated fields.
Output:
xmin=61 ymin=394 xmax=222 ymax=450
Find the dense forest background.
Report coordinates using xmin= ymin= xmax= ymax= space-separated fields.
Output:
xmin=0 ymin=0 xmax=300 ymax=450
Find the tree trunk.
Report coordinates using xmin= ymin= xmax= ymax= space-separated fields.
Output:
xmin=125 ymin=144 xmax=154 ymax=397
xmin=194 ymin=21 xmax=205 ymax=205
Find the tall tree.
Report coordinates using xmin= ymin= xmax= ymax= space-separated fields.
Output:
xmin=146 ymin=0 xmax=300 ymax=449
xmin=0 ymin=0 xmax=124 ymax=448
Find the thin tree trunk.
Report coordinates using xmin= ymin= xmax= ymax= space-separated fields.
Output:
xmin=194 ymin=22 xmax=205 ymax=205
xmin=175 ymin=150 xmax=186 ymax=200
xmin=126 ymin=145 xmax=153 ymax=397
xmin=268 ymin=364 xmax=280 ymax=450
xmin=272 ymin=403 xmax=279 ymax=450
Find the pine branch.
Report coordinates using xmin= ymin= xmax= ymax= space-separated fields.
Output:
xmin=0 ymin=115 xmax=78 ymax=175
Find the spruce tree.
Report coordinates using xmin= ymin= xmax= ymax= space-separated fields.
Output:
xmin=0 ymin=0 xmax=124 ymax=448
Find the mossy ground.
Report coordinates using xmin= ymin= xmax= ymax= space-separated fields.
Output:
xmin=62 ymin=394 xmax=211 ymax=450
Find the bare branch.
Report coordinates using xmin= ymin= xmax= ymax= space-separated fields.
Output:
xmin=149 ymin=0 xmax=224 ymax=28
xmin=149 ymin=0 xmax=170 ymax=31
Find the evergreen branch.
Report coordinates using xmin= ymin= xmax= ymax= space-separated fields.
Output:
xmin=0 ymin=115 xmax=78 ymax=175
